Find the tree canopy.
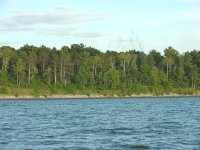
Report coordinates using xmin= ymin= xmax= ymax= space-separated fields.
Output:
xmin=0 ymin=44 xmax=199 ymax=96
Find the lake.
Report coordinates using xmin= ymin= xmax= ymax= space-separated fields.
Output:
xmin=0 ymin=97 xmax=200 ymax=150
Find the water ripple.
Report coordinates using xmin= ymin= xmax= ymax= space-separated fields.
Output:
xmin=0 ymin=97 xmax=200 ymax=149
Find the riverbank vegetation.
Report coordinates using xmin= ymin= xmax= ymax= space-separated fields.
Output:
xmin=0 ymin=44 xmax=200 ymax=97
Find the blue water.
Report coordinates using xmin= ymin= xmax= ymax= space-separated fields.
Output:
xmin=0 ymin=97 xmax=200 ymax=150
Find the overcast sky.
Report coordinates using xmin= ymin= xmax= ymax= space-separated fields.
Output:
xmin=0 ymin=0 xmax=200 ymax=53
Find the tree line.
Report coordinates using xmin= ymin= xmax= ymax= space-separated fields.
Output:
xmin=0 ymin=44 xmax=200 ymax=96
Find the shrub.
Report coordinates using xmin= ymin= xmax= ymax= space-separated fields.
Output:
xmin=0 ymin=87 xmax=8 ymax=94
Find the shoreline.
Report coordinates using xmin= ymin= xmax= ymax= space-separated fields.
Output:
xmin=0 ymin=94 xmax=200 ymax=100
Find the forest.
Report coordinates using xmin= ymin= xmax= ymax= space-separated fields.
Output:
xmin=0 ymin=44 xmax=200 ymax=97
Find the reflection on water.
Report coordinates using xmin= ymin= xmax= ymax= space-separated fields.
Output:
xmin=0 ymin=97 xmax=200 ymax=149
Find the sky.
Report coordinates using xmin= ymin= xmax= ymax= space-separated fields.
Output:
xmin=0 ymin=0 xmax=200 ymax=53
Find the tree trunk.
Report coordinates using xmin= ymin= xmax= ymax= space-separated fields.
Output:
xmin=54 ymin=64 xmax=57 ymax=85
xmin=123 ymin=60 xmax=126 ymax=82
xmin=28 ymin=66 xmax=31 ymax=84
xmin=17 ymin=74 xmax=19 ymax=86
xmin=167 ymin=62 xmax=169 ymax=81
xmin=63 ymin=66 xmax=66 ymax=86
xmin=60 ymin=62 xmax=63 ymax=84
xmin=64 ymin=79 xmax=66 ymax=86
xmin=17 ymin=74 xmax=20 ymax=86
xmin=42 ymin=59 xmax=45 ymax=77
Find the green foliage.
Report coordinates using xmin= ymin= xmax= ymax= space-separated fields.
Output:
xmin=49 ymin=86 xmax=59 ymax=95
xmin=0 ymin=72 xmax=9 ymax=86
xmin=76 ymin=65 xmax=90 ymax=89
xmin=44 ymin=67 xmax=52 ymax=84
xmin=0 ymin=44 xmax=199 ymax=96
xmin=30 ymin=77 xmax=46 ymax=96
xmin=103 ymin=68 xmax=120 ymax=89
xmin=153 ymin=85 xmax=165 ymax=96
xmin=32 ymin=87 xmax=41 ymax=97
xmin=0 ymin=86 xmax=8 ymax=94
xmin=64 ymin=84 xmax=77 ymax=94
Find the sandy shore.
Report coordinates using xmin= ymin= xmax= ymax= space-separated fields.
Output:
xmin=0 ymin=93 xmax=199 ymax=100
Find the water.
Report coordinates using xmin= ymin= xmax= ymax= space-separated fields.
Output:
xmin=0 ymin=97 xmax=200 ymax=150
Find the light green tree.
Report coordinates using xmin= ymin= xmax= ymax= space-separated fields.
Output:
xmin=14 ymin=58 xmax=26 ymax=86
xmin=103 ymin=68 xmax=120 ymax=89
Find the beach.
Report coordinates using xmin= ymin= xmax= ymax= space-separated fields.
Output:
xmin=0 ymin=93 xmax=199 ymax=100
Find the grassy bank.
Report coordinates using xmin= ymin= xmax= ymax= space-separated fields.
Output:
xmin=0 ymin=85 xmax=199 ymax=100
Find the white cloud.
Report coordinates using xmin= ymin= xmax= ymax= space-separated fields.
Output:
xmin=0 ymin=7 xmax=109 ymax=38
xmin=2 ymin=11 xmax=105 ymax=26
xmin=38 ymin=27 xmax=102 ymax=38
xmin=0 ymin=41 xmax=21 ymax=47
